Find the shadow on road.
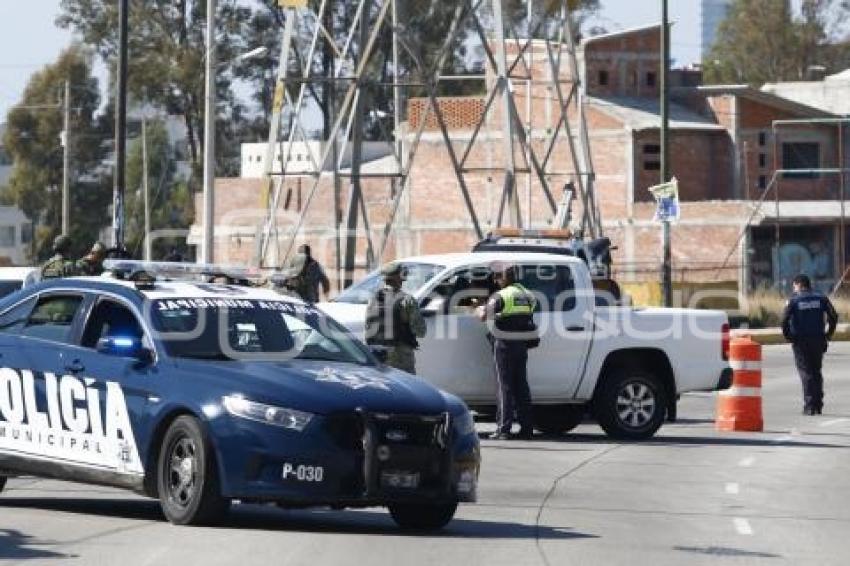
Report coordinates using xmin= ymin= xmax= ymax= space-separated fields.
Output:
xmin=548 ymin=432 xmax=847 ymax=449
xmin=0 ymin=528 xmax=75 ymax=560
xmin=0 ymin=498 xmax=596 ymax=540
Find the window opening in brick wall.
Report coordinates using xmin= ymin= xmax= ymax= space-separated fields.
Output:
xmin=598 ymin=70 xmax=609 ymax=86
xmin=758 ymin=175 xmax=767 ymax=189
xmin=782 ymin=142 xmax=820 ymax=178
xmin=643 ymin=144 xmax=661 ymax=171
xmin=758 ymin=131 xmax=767 ymax=146
xmin=758 ymin=153 xmax=767 ymax=168
xmin=646 ymin=72 xmax=656 ymax=87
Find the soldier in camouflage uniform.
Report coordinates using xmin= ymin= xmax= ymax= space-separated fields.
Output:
xmin=77 ymin=242 xmax=108 ymax=276
xmin=365 ymin=264 xmax=427 ymax=374
xmin=40 ymin=235 xmax=80 ymax=280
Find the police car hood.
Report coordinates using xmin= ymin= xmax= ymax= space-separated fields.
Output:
xmin=203 ymin=359 xmax=448 ymax=415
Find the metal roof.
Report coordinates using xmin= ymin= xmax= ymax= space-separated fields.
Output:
xmin=587 ymin=96 xmax=726 ymax=132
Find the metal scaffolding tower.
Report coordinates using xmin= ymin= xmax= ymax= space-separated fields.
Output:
xmin=256 ymin=0 xmax=601 ymax=284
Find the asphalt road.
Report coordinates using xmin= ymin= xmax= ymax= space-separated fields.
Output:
xmin=2 ymin=343 xmax=849 ymax=566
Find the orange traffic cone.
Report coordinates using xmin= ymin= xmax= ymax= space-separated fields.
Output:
xmin=716 ymin=335 xmax=764 ymax=432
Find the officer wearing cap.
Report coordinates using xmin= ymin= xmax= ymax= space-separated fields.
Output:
xmin=77 ymin=241 xmax=108 ymax=276
xmin=279 ymin=245 xmax=330 ymax=303
xmin=477 ymin=262 xmax=537 ymax=440
xmin=366 ymin=263 xmax=426 ymax=374
xmin=40 ymin=235 xmax=80 ymax=279
xmin=782 ymin=273 xmax=839 ymax=415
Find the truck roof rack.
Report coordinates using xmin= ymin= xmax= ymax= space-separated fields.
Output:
xmin=472 ymin=230 xmax=614 ymax=279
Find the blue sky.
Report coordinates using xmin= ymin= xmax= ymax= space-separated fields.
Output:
xmin=0 ymin=0 xmax=705 ymax=120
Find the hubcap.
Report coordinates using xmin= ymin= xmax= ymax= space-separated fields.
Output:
xmin=167 ymin=436 xmax=198 ymax=508
xmin=616 ymin=381 xmax=656 ymax=429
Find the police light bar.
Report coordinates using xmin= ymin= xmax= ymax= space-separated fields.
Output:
xmin=103 ymin=260 xmax=263 ymax=282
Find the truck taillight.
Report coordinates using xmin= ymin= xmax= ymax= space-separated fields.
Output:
xmin=721 ymin=323 xmax=730 ymax=361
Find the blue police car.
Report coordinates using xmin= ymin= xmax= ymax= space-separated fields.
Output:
xmin=0 ymin=263 xmax=479 ymax=530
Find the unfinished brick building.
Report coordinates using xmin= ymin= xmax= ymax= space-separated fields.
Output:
xmin=191 ymin=24 xmax=849 ymax=295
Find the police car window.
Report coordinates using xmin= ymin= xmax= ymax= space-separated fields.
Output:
xmin=0 ymin=296 xmax=36 ymax=334
xmin=333 ymin=263 xmax=444 ymax=304
xmin=20 ymin=295 xmax=83 ymax=344
xmin=518 ymin=265 xmax=576 ymax=312
xmin=152 ymin=299 xmax=370 ymax=365
xmin=0 ymin=280 xmax=22 ymax=299
xmin=82 ymin=299 xmax=146 ymax=349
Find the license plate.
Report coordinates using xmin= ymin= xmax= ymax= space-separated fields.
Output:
xmin=380 ymin=471 xmax=420 ymax=489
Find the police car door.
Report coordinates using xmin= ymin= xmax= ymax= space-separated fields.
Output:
xmin=415 ymin=267 xmax=493 ymax=402
xmin=3 ymin=292 xmax=96 ymax=474
xmin=519 ymin=263 xmax=593 ymax=400
xmin=69 ymin=296 xmax=151 ymax=476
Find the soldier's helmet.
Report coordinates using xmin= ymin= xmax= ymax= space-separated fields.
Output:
xmin=380 ymin=263 xmax=407 ymax=280
xmin=52 ymin=234 xmax=71 ymax=254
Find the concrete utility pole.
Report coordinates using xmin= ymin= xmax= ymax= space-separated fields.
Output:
xmin=142 ymin=113 xmax=151 ymax=261
xmin=61 ymin=79 xmax=70 ymax=236
xmin=113 ymin=0 xmax=128 ymax=250
xmin=201 ymin=0 xmax=217 ymax=264
xmin=660 ymin=0 xmax=673 ymax=307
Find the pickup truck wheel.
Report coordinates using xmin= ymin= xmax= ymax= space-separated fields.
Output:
xmin=533 ymin=405 xmax=585 ymax=436
xmin=389 ymin=502 xmax=458 ymax=531
xmin=157 ymin=416 xmax=230 ymax=525
xmin=0 ymin=476 xmax=6 ymax=493
xmin=595 ymin=369 xmax=667 ymax=440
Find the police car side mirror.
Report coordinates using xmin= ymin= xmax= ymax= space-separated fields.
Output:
xmin=369 ymin=345 xmax=389 ymax=363
xmin=96 ymin=336 xmax=153 ymax=365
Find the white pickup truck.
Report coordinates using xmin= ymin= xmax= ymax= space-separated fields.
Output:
xmin=319 ymin=251 xmax=732 ymax=440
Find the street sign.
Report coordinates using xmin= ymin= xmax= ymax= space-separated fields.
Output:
xmin=649 ymin=177 xmax=680 ymax=223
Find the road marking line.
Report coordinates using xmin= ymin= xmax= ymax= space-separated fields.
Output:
xmin=734 ymin=517 xmax=753 ymax=536
xmin=820 ymin=418 xmax=849 ymax=428
xmin=739 ymin=457 xmax=756 ymax=467
xmin=725 ymin=482 xmax=740 ymax=495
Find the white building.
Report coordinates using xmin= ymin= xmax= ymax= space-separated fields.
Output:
xmin=701 ymin=0 xmax=732 ymax=59
xmin=240 ymin=141 xmax=395 ymax=178
xmin=0 ymin=206 xmax=32 ymax=266
xmin=762 ymin=69 xmax=850 ymax=116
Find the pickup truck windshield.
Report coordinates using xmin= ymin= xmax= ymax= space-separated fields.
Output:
xmin=333 ymin=262 xmax=444 ymax=304
xmin=151 ymin=299 xmax=370 ymax=365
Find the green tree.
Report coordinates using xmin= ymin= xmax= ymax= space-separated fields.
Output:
xmin=57 ymin=0 xmax=253 ymax=175
xmin=2 ymin=46 xmax=111 ymax=261
xmin=705 ymin=0 xmax=850 ymax=85
xmin=123 ymin=121 xmax=194 ymax=259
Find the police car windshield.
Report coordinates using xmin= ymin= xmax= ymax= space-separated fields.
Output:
xmin=333 ymin=262 xmax=444 ymax=304
xmin=151 ymin=298 xmax=371 ymax=365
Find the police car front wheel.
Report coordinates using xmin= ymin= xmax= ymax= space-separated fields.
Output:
xmin=388 ymin=502 xmax=458 ymax=531
xmin=157 ymin=416 xmax=230 ymax=525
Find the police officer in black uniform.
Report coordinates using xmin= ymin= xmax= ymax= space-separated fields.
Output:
xmin=478 ymin=263 xmax=537 ymax=440
xmin=782 ymin=274 xmax=838 ymax=415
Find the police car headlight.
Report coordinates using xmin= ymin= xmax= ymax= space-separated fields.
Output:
xmin=223 ymin=396 xmax=313 ymax=432
xmin=453 ymin=411 xmax=476 ymax=437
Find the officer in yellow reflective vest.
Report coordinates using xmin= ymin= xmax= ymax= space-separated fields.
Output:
xmin=478 ymin=263 xmax=537 ymax=440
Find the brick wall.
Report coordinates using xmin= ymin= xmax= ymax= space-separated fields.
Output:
xmin=583 ymin=26 xmax=661 ymax=99
xmin=408 ymin=97 xmax=486 ymax=131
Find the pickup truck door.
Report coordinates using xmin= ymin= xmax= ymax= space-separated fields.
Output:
xmin=519 ymin=264 xmax=593 ymax=400
xmin=414 ymin=268 xmax=495 ymax=402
